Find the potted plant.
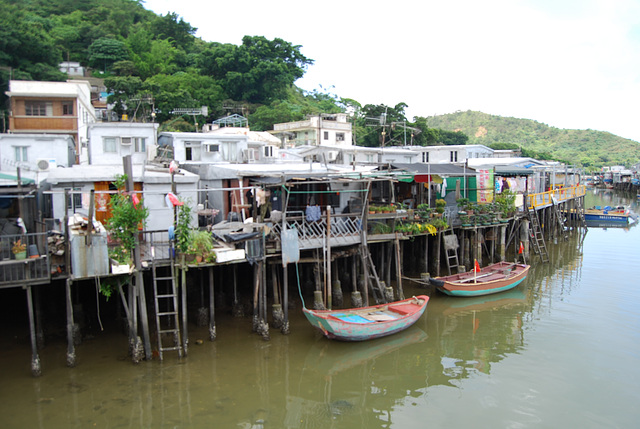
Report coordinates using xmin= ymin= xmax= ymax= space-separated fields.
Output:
xmin=496 ymin=190 xmax=517 ymax=220
xmin=12 ymin=239 xmax=27 ymax=260
xmin=416 ymin=204 xmax=432 ymax=220
xmin=456 ymin=198 xmax=469 ymax=215
xmin=435 ymin=199 xmax=446 ymax=216
xmin=188 ymin=229 xmax=214 ymax=263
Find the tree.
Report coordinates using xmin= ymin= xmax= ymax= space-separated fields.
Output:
xmin=88 ymin=37 xmax=129 ymax=72
xmin=198 ymin=36 xmax=313 ymax=104
xmin=150 ymin=12 xmax=197 ymax=51
xmin=249 ymin=100 xmax=305 ymax=131
xmin=356 ymin=103 xmax=409 ymax=147
xmin=104 ymin=75 xmax=143 ymax=118
xmin=143 ymin=71 xmax=226 ymax=123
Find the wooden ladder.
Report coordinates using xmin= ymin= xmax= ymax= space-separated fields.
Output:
xmin=360 ymin=243 xmax=386 ymax=303
xmin=151 ymin=243 xmax=183 ymax=361
xmin=443 ymin=226 xmax=460 ymax=275
xmin=575 ymin=198 xmax=588 ymax=230
xmin=528 ymin=207 xmax=550 ymax=263
xmin=551 ymin=198 xmax=569 ymax=241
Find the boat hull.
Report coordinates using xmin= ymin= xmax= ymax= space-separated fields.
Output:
xmin=432 ymin=262 xmax=530 ymax=297
xmin=302 ymin=295 xmax=429 ymax=341
xmin=584 ymin=213 xmax=628 ymax=223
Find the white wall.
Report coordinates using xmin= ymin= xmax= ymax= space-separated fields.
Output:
xmin=0 ymin=133 xmax=74 ymax=183
xmin=161 ymin=132 xmax=249 ymax=164
xmin=88 ymin=123 xmax=158 ymax=165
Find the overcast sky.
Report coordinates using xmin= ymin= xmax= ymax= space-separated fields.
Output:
xmin=143 ymin=0 xmax=640 ymax=143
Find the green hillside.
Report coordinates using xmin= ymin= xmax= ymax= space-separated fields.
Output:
xmin=425 ymin=110 xmax=640 ymax=169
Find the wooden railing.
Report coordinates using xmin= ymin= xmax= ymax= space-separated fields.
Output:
xmin=270 ymin=211 xmax=362 ymax=250
xmin=0 ymin=232 xmax=50 ymax=288
xmin=526 ymin=185 xmax=586 ymax=209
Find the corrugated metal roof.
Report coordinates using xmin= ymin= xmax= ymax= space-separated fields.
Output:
xmin=495 ymin=165 xmax=535 ymax=176
xmin=389 ymin=163 xmax=477 ymax=176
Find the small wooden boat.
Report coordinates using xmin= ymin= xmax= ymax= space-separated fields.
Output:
xmin=302 ymin=295 xmax=429 ymax=341
xmin=584 ymin=206 xmax=629 ymax=223
xmin=429 ymin=261 xmax=530 ymax=297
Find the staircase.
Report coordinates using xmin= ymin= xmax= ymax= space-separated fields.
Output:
xmin=528 ymin=207 xmax=550 ymax=263
xmin=575 ymin=198 xmax=588 ymax=230
xmin=551 ymin=198 xmax=569 ymax=241
xmin=442 ymin=226 xmax=460 ymax=275
xmin=151 ymin=244 xmax=183 ymax=360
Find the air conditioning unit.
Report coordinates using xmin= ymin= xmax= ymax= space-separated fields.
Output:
xmin=146 ymin=144 xmax=158 ymax=161
xmin=36 ymin=158 xmax=57 ymax=172
xmin=242 ymin=149 xmax=258 ymax=163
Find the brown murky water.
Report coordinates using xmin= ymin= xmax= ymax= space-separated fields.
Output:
xmin=1 ymin=189 xmax=639 ymax=428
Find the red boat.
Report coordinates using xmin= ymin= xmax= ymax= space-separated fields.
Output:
xmin=303 ymin=295 xmax=429 ymax=341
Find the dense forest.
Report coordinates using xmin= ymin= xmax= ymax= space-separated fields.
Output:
xmin=1 ymin=0 xmax=637 ymax=168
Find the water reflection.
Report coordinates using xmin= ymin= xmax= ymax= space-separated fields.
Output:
xmin=3 ymin=192 xmax=640 ymax=428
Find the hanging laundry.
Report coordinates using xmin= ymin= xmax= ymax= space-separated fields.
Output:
xmin=306 ymin=205 xmax=321 ymax=222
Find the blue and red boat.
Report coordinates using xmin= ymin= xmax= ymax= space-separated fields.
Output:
xmin=430 ymin=261 xmax=530 ymax=297
xmin=302 ymin=295 xmax=429 ymax=341
xmin=584 ymin=206 xmax=629 ymax=223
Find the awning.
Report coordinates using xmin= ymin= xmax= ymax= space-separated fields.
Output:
xmin=495 ymin=165 xmax=535 ymax=176
xmin=389 ymin=163 xmax=477 ymax=183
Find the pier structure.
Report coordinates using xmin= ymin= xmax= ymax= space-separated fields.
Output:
xmin=1 ymin=168 xmax=589 ymax=375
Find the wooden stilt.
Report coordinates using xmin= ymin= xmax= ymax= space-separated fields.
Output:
xmin=282 ymin=263 xmax=290 ymax=334
xmin=423 ymin=234 xmax=429 ymax=274
xmin=181 ymin=266 xmax=188 ymax=356
xmin=435 ymin=231 xmax=442 ymax=276
xmin=124 ymin=156 xmax=151 ymax=360
xmin=65 ymin=278 xmax=76 ymax=368
xmin=208 ymin=266 xmax=216 ymax=341
xmin=395 ymin=235 xmax=404 ymax=300
xmin=26 ymin=286 xmax=41 ymax=376
xmin=499 ymin=224 xmax=507 ymax=261
xmin=476 ymin=229 xmax=483 ymax=267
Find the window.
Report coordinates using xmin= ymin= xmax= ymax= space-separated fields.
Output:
xmin=103 ymin=137 xmax=117 ymax=153
xmin=207 ymin=144 xmax=219 ymax=152
xmin=323 ymin=131 xmax=329 ymax=140
xmin=62 ymin=101 xmax=74 ymax=115
xmin=365 ymin=154 xmax=374 ymax=163
xmin=336 ymin=132 xmax=345 ymax=142
xmin=121 ymin=137 xmax=132 ymax=145
xmin=221 ymin=141 xmax=238 ymax=161
xmin=134 ymin=137 xmax=146 ymax=153
xmin=14 ymin=146 xmax=28 ymax=162
xmin=185 ymin=141 xmax=202 ymax=161
xmin=25 ymin=101 xmax=51 ymax=116
xmin=422 ymin=152 xmax=429 ymax=163
xmin=66 ymin=188 xmax=83 ymax=210
xmin=450 ymin=151 xmax=458 ymax=162
xmin=264 ymin=146 xmax=273 ymax=157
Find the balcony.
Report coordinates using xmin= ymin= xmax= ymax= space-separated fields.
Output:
xmin=0 ymin=233 xmax=50 ymax=288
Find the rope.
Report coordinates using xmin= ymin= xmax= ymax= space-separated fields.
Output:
xmin=281 ymin=185 xmax=368 ymax=195
xmin=295 ymin=263 xmax=306 ymax=309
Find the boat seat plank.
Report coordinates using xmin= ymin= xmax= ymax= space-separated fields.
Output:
xmin=390 ymin=303 xmax=422 ymax=315
xmin=362 ymin=310 xmax=400 ymax=321
xmin=330 ymin=314 xmax=373 ymax=324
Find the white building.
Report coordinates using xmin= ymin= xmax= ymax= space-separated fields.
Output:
xmin=406 ymin=144 xmax=494 ymax=164
xmin=87 ymin=122 xmax=159 ymax=165
xmin=271 ymin=113 xmax=353 ymax=148
xmin=45 ymin=164 xmax=200 ymax=233
xmin=6 ymin=80 xmax=97 ymax=161
xmin=0 ymin=133 xmax=76 ymax=184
